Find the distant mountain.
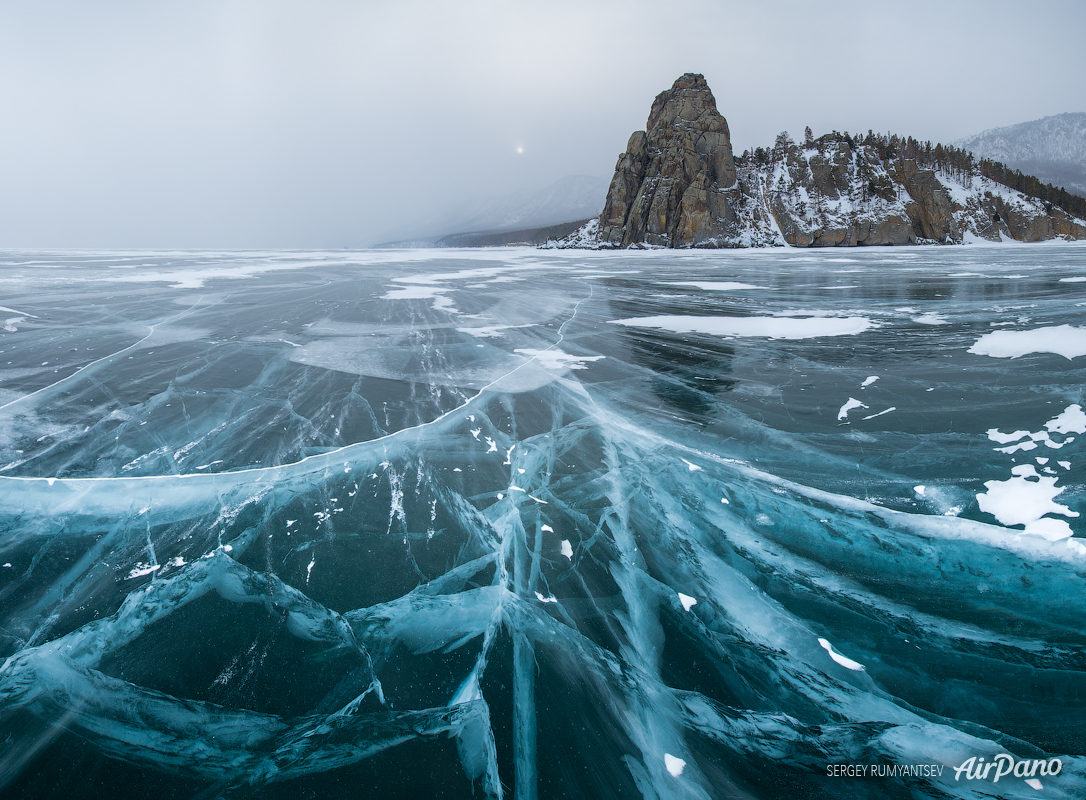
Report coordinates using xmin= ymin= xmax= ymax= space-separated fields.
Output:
xmin=442 ymin=174 xmax=609 ymax=234
xmin=952 ymin=113 xmax=1086 ymax=199
xmin=375 ymin=175 xmax=610 ymax=247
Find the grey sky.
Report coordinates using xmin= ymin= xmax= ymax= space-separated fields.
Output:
xmin=1 ymin=0 xmax=1083 ymax=248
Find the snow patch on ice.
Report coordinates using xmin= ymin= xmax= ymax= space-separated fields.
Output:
xmin=677 ymin=593 xmax=698 ymax=611
xmin=125 ymin=563 xmax=161 ymax=579
xmin=913 ymin=313 xmax=948 ymax=325
xmin=457 ymin=323 xmax=533 ymax=338
xmin=382 ymin=284 xmax=458 ymax=314
xmin=513 ymin=348 xmax=604 ymax=371
xmin=1046 ymin=404 xmax=1086 ymax=434
xmin=977 ymin=464 xmax=1078 ymax=539
xmin=837 ymin=398 xmax=868 ymax=421
xmin=666 ymin=281 xmax=766 ymax=291
xmin=817 ymin=638 xmax=865 ymax=671
xmin=609 ymin=315 xmax=874 ymax=340
xmin=969 ymin=325 xmax=1086 ymax=359
xmin=664 ymin=754 xmax=686 ymax=777
xmin=861 ymin=407 xmax=895 ymax=420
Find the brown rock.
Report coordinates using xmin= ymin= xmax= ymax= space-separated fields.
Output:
xmin=897 ymin=160 xmax=960 ymax=242
xmin=598 ymin=74 xmax=739 ymax=248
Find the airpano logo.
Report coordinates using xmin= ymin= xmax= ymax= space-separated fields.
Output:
xmin=827 ymin=755 xmax=1061 ymax=790
xmin=954 ymin=754 xmax=1061 ymax=787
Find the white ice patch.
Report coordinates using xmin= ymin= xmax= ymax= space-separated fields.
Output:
xmin=860 ymin=376 xmax=879 ymax=387
xmin=1026 ymin=778 xmax=1044 ymax=790
xmin=677 ymin=593 xmax=698 ymax=611
xmin=534 ymin=591 xmax=558 ymax=604
xmin=125 ymin=563 xmax=161 ymax=579
xmin=560 ymin=540 xmax=573 ymax=559
xmin=609 ymin=315 xmax=874 ymax=340
xmin=680 ymin=458 xmax=702 ymax=472
xmin=987 ymin=428 xmax=1033 ymax=444
xmin=1060 ymin=277 xmax=1086 ymax=283
xmin=861 ymin=407 xmax=895 ymax=420
xmin=1046 ymin=404 xmax=1086 ymax=435
xmin=381 ymin=284 xmax=457 ymax=313
xmin=969 ymin=325 xmax=1086 ymax=359
xmin=456 ymin=323 xmax=533 ymax=338
xmin=513 ymin=348 xmax=604 ymax=371
xmin=913 ymin=313 xmax=948 ymax=325
xmin=664 ymin=754 xmax=686 ymax=777
xmin=976 ymin=464 xmax=1079 ymax=540
xmin=988 ymin=406 xmax=1082 ymax=456
xmin=0 ymin=305 xmax=37 ymax=318
xmin=837 ymin=398 xmax=868 ymax=421
xmin=665 ymin=281 xmax=766 ymax=291
xmin=817 ymin=638 xmax=865 ymax=671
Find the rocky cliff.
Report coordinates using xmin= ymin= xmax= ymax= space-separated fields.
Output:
xmin=599 ymin=74 xmax=740 ymax=248
xmin=557 ymin=75 xmax=1086 ymax=249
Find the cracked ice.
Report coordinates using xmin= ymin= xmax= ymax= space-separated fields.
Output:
xmin=2 ymin=247 xmax=1086 ymax=799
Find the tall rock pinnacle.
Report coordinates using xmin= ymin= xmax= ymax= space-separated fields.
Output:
xmin=599 ymin=73 xmax=738 ymax=248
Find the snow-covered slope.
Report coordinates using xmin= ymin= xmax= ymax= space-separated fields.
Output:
xmin=952 ymin=113 xmax=1086 ymax=199
xmin=735 ymin=135 xmax=1086 ymax=247
xmin=551 ymin=132 xmax=1086 ymax=249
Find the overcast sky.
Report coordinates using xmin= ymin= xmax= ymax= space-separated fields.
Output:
xmin=1 ymin=0 xmax=1084 ymax=248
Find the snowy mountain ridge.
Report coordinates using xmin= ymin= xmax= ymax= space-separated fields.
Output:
xmin=952 ymin=112 xmax=1086 ymax=199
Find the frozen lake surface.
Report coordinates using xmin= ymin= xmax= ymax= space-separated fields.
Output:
xmin=2 ymin=244 xmax=1086 ymax=798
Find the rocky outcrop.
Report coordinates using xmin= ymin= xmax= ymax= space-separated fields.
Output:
xmin=896 ymin=160 xmax=960 ymax=242
xmin=599 ymin=74 xmax=739 ymax=248
xmin=576 ymin=74 xmax=1086 ymax=250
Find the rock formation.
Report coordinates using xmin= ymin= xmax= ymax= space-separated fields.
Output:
xmin=599 ymin=74 xmax=740 ymax=248
xmin=564 ymin=74 xmax=1086 ymax=250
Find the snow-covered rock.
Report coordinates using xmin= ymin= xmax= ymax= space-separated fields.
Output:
xmin=556 ymin=75 xmax=1086 ymax=250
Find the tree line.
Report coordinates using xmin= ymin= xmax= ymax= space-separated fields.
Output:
xmin=738 ymin=129 xmax=1086 ymax=221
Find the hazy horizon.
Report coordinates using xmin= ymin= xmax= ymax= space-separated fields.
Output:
xmin=1 ymin=0 xmax=1084 ymax=249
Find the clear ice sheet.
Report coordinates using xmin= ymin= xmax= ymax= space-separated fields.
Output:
xmin=1 ymin=245 xmax=1086 ymax=798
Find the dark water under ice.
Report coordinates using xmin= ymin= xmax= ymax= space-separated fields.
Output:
xmin=2 ymin=244 xmax=1086 ymax=799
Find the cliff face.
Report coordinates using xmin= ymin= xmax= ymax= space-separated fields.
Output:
xmin=599 ymin=74 xmax=740 ymax=248
xmin=736 ymin=137 xmax=1086 ymax=247
xmin=578 ymin=75 xmax=1086 ymax=250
